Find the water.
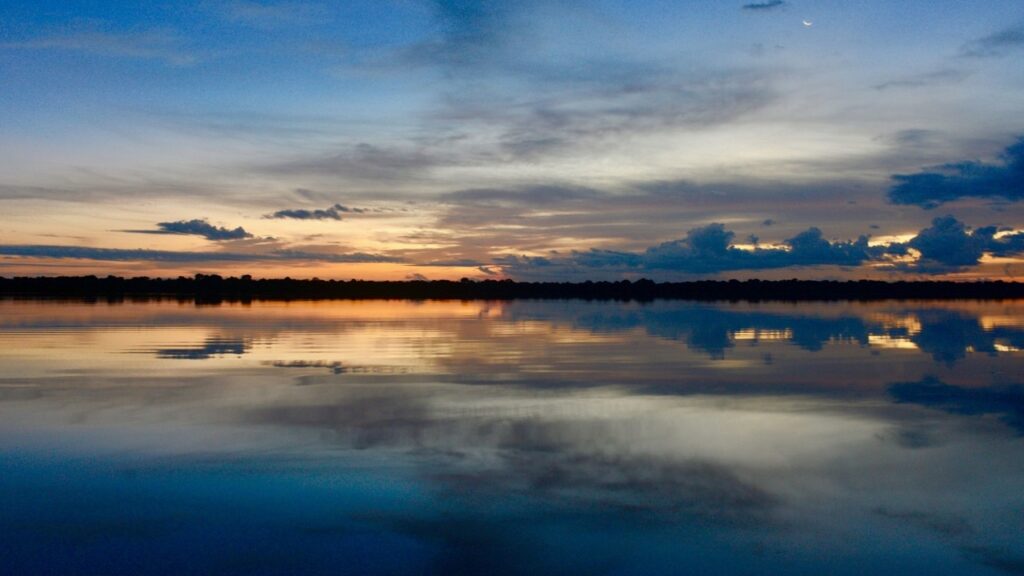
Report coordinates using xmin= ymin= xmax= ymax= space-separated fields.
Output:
xmin=1 ymin=299 xmax=1023 ymax=575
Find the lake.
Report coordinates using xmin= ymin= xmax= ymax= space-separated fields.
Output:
xmin=1 ymin=299 xmax=1023 ymax=575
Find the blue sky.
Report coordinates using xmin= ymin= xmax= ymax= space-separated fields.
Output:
xmin=2 ymin=0 xmax=1024 ymax=279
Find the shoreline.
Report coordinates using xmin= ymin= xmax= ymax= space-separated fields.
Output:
xmin=3 ymin=276 xmax=1024 ymax=302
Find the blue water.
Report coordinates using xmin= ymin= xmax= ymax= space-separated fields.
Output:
xmin=1 ymin=299 xmax=1023 ymax=575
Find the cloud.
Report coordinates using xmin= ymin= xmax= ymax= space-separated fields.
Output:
xmin=907 ymin=216 xmax=986 ymax=268
xmin=446 ymin=66 xmax=778 ymax=160
xmin=476 ymin=265 xmax=500 ymax=276
xmin=493 ymin=215 xmax=1024 ymax=280
xmin=741 ymin=1 xmax=785 ymax=11
xmin=1 ymin=25 xmax=196 ymax=66
xmin=263 ymin=204 xmax=364 ymax=221
xmin=873 ymin=69 xmax=969 ymax=91
xmin=888 ymin=138 xmax=1024 ymax=207
xmin=892 ymin=216 xmax=1024 ymax=271
xmin=960 ymin=24 xmax=1024 ymax=58
xmin=430 ymin=178 xmax=877 ymax=268
xmin=158 ymin=219 xmax=252 ymax=240
xmin=0 ymin=245 xmax=401 ymax=264
xmin=127 ymin=219 xmax=253 ymax=241
xmin=441 ymin=185 xmax=602 ymax=206
xmin=262 ymin=143 xmax=441 ymax=181
xmin=644 ymin=225 xmax=878 ymax=272
xmin=212 ymin=1 xmax=329 ymax=29
xmin=399 ymin=0 xmax=523 ymax=69
xmin=975 ymin=226 xmax=1024 ymax=257
xmin=499 ymin=223 xmax=884 ymax=279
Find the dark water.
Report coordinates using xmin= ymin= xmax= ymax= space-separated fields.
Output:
xmin=1 ymin=299 xmax=1023 ymax=575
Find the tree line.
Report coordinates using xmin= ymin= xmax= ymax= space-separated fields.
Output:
xmin=2 ymin=274 xmax=1024 ymax=302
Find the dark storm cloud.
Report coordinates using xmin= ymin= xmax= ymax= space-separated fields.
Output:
xmin=0 ymin=245 xmax=401 ymax=263
xmin=263 ymin=204 xmax=365 ymax=220
xmin=741 ymin=1 xmax=785 ymax=11
xmin=960 ymin=24 xmax=1024 ymax=58
xmin=888 ymin=138 xmax=1024 ymax=207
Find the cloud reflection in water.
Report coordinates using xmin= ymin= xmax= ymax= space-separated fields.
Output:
xmin=0 ymin=299 xmax=1023 ymax=574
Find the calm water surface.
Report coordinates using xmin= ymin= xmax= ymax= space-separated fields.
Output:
xmin=1 ymin=299 xmax=1023 ymax=575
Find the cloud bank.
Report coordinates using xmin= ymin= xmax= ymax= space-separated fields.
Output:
xmin=498 ymin=223 xmax=884 ymax=279
xmin=497 ymin=217 xmax=1024 ymax=279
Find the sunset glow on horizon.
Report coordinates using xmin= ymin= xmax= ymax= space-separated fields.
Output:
xmin=3 ymin=1 xmax=1024 ymax=280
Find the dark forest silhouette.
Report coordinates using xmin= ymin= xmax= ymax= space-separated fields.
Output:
xmin=3 ymin=275 xmax=1024 ymax=301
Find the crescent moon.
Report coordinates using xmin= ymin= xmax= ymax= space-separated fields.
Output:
xmin=802 ymin=20 xmax=813 ymax=26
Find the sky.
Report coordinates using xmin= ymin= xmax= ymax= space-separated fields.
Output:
xmin=2 ymin=0 xmax=1024 ymax=281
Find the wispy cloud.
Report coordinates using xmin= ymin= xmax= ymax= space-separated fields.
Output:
xmin=1 ymin=25 xmax=197 ymax=66
xmin=442 ymin=185 xmax=602 ymax=206
xmin=873 ymin=69 xmax=969 ymax=91
xmin=262 ymin=143 xmax=441 ymax=181
xmin=400 ymin=0 xmax=523 ymax=68
xmin=435 ymin=66 xmax=777 ymax=160
xmin=960 ymin=24 xmax=1024 ymax=58
xmin=0 ymin=245 xmax=401 ymax=264
xmin=741 ymin=1 xmax=785 ymax=11
xmin=211 ymin=1 xmax=330 ymax=29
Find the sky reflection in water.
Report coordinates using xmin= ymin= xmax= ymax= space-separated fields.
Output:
xmin=1 ymin=299 xmax=1023 ymax=575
